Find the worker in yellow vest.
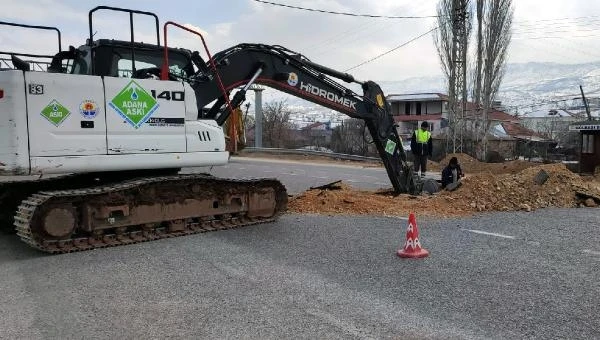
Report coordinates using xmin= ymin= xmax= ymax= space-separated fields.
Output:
xmin=410 ymin=121 xmax=432 ymax=177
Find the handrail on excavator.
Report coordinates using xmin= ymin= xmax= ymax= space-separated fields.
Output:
xmin=161 ymin=21 xmax=235 ymax=119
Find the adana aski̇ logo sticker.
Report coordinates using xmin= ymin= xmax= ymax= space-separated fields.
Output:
xmin=109 ymin=80 xmax=159 ymax=128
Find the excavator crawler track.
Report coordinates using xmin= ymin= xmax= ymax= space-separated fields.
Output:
xmin=13 ymin=174 xmax=287 ymax=254
xmin=0 ymin=174 xmax=96 ymax=232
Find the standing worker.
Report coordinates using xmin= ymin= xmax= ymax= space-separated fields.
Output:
xmin=410 ymin=121 xmax=432 ymax=177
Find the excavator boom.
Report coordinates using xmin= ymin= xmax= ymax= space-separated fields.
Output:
xmin=191 ymin=44 xmax=422 ymax=194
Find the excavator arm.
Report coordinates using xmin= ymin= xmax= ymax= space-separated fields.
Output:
xmin=191 ymin=43 xmax=422 ymax=195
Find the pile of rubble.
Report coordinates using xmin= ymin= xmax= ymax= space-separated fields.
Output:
xmin=288 ymin=181 xmax=464 ymax=218
xmin=432 ymin=153 xmax=539 ymax=175
xmin=288 ymin=163 xmax=600 ymax=218
xmin=439 ymin=163 xmax=600 ymax=212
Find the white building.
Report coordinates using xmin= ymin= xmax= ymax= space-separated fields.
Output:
xmin=386 ymin=93 xmax=448 ymax=138
xmin=519 ymin=109 xmax=581 ymax=140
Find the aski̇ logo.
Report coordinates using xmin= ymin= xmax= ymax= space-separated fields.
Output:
xmin=287 ymin=72 xmax=298 ymax=87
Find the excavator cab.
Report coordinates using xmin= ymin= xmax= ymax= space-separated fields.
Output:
xmin=0 ymin=7 xmax=196 ymax=80
xmin=72 ymin=39 xmax=195 ymax=80
xmin=44 ymin=6 xmax=197 ymax=81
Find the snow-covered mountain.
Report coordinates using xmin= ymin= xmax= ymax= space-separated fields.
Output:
xmin=498 ymin=61 xmax=600 ymax=114
xmin=255 ymin=61 xmax=600 ymax=117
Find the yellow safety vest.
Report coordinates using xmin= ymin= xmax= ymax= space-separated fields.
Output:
xmin=415 ymin=128 xmax=431 ymax=144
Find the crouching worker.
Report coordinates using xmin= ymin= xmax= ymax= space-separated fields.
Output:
xmin=441 ymin=156 xmax=464 ymax=190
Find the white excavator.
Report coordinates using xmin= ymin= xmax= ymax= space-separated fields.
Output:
xmin=0 ymin=6 xmax=422 ymax=253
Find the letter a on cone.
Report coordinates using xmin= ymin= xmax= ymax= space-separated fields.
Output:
xmin=397 ymin=212 xmax=429 ymax=258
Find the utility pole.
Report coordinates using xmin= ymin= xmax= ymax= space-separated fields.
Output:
xmin=580 ymin=85 xmax=592 ymax=120
xmin=251 ymin=85 xmax=265 ymax=147
xmin=448 ymin=0 xmax=468 ymax=154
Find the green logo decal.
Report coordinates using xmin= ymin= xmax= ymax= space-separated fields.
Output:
xmin=109 ymin=80 xmax=158 ymax=128
xmin=41 ymin=100 xmax=71 ymax=126
xmin=385 ymin=139 xmax=397 ymax=154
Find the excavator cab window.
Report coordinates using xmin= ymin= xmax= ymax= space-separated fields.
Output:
xmin=89 ymin=40 xmax=194 ymax=79
xmin=48 ymin=46 xmax=85 ymax=74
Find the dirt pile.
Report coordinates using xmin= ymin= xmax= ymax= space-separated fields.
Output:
xmin=288 ymin=185 xmax=462 ymax=218
xmin=435 ymin=153 xmax=538 ymax=175
xmin=288 ymin=163 xmax=600 ymax=217
xmin=440 ymin=163 xmax=600 ymax=212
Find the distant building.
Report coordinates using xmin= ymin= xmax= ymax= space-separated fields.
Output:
xmin=569 ymin=120 xmax=600 ymax=174
xmin=302 ymin=122 xmax=330 ymax=131
xmin=519 ymin=109 xmax=580 ymax=139
xmin=489 ymin=121 xmax=555 ymax=161
xmin=300 ymin=121 xmax=332 ymax=147
xmin=386 ymin=93 xmax=448 ymax=138
xmin=386 ymin=93 xmax=517 ymax=139
xmin=493 ymin=121 xmax=547 ymax=141
xmin=386 ymin=92 xmax=565 ymax=160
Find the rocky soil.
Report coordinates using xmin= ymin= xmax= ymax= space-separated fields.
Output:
xmin=289 ymin=161 xmax=600 ymax=218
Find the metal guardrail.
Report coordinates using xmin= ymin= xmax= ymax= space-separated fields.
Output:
xmin=241 ymin=147 xmax=382 ymax=163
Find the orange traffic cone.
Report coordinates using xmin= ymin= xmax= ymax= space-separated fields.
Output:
xmin=397 ymin=212 xmax=429 ymax=258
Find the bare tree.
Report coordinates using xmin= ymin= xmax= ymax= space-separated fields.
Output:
xmin=435 ymin=0 xmax=513 ymax=160
xmin=472 ymin=0 xmax=484 ymax=107
xmin=433 ymin=0 xmax=458 ymax=86
xmin=262 ymin=100 xmax=295 ymax=148
xmin=472 ymin=0 xmax=514 ymax=158
xmin=433 ymin=0 xmax=471 ymax=153
xmin=330 ymin=118 xmax=371 ymax=156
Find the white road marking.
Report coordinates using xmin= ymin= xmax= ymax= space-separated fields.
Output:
xmin=582 ymin=249 xmax=600 ymax=256
xmin=463 ymin=229 xmax=515 ymax=239
xmin=314 ymin=176 xmax=329 ymax=179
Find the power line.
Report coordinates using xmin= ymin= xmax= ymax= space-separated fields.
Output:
xmin=304 ymin=20 xmax=389 ymax=57
xmin=500 ymin=97 xmax=591 ymax=111
xmin=344 ymin=27 xmax=438 ymax=72
xmin=513 ymin=33 xmax=600 ymax=40
xmin=512 ymin=15 xmax=600 ymax=25
xmin=512 ymin=19 xmax=600 ymax=31
xmin=309 ymin=21 xmax=397 ymax=59
xmin=252 ymin=0 xmax=439 ymax=19
xmin=513 ymin=27 xmax=600 ymax=36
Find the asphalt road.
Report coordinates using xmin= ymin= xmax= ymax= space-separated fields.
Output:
xmin=183 ymin=156 xmax=438 ymax=194
xmin=0 ymin=158 xmax=598 ymax=339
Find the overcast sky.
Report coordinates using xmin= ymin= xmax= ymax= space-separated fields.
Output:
xmin=2 ymin=0 xmax=600 ymax=82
